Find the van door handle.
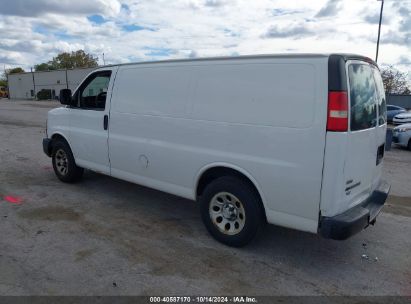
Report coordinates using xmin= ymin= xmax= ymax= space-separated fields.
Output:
xmin=376 ymin=144 xmax=384 ymax=165
xmin=103 ymin=115 xmax=109 ymax=130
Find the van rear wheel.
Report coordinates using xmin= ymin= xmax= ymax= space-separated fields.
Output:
xmin=51 ymin=140 xmax=84 ymax=183
xmin=199 ymin=176 xmax=264 ymax=247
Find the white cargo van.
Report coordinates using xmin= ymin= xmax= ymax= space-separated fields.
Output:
xmin=43 ymin=54 xmax=390 ymax=246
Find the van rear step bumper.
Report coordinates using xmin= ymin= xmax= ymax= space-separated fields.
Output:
xmin=320 ymin=180 xmax=390 ymax=240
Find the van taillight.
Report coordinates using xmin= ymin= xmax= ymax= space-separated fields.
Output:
xmin=327 ymin=91 xmax=348 ymax=132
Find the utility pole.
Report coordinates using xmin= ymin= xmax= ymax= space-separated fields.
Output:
xmin=31 ymin=67 xmax=36 ymax=100
xmin=4 ymin=64 xmax=9 ymax=99
xmin=376 ymin=0 xmax=384 ymax=63
xmin=102 ymin=53 xmax=106 ymax=65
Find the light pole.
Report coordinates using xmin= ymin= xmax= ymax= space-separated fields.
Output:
xmin=30 ymin=67 xmax=36 ymax=100
xmin=376 ymin=0 xmax=384 ymax=63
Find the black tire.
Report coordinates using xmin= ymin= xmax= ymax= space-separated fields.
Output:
xmin=199 ymin=176 xmax=265 ymax=247
xmin=408 ymin=139 xmax=411 ymax=151
xmin=51 ymin=140 xmax=84 ymax=183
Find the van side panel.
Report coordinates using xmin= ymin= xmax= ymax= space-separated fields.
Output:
xmin=109 ymin=57 xmax=328 ymax=233
xmin=191 ymin=63 xmax=315 ymax=128
xmin=109 ymin=66 xmax=194 ymax=198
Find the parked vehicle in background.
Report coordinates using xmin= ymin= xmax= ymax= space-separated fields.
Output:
xmin=387 ymin=105 xmax=406 ymax=123
xmin=392 ymin=124 xmax=411 ymax=150
xmin=393 ymin=112 xmax=411 ymax=125
xmin=42 ymin=53 xmax=389 ymax=247
xmin=0 ymin=86 xmax=8 ymax=98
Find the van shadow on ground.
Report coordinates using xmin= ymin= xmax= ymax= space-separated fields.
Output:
xmin=75 ymin=170 xmax=382 ymax=269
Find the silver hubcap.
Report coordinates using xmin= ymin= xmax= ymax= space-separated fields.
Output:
xmin=209 ymin=192 xmax=246 ymax=235
xmin=55 ymin=149 xmax=68 ymax=176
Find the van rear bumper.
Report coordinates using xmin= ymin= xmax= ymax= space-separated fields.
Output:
xmin=319 ymin=180 xmax=390 ymax=240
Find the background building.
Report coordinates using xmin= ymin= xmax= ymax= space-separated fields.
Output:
xmin=7 ymin=67 xmax=95 ymax=99
xmin=386 ymin=94 xmax=411 ymax=109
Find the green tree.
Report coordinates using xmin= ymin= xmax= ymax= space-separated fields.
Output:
xmin=7 ymin=67 xmax=25 ymax=74
xmin=381 ymin=66 xmax=411 ymax=95
xmin=34 ymin=50 xmax=98 ymax=71
xmin=34 ymin=63 xmax=55 ymax=72
xmin=0 ymin=71 xmax=7 ymax=86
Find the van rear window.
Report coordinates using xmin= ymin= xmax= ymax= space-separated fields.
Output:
xmin=372 ymin=68 xmax=387 ymax=125
xmin=348 ymin=64 xmax=378 ymax=131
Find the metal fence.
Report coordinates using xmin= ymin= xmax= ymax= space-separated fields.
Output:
xmin=386 ymin=94 xmax=411 ymax=109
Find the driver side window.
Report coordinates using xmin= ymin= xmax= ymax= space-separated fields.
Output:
xmin=76 ymin=71 xmax=112 ymax=110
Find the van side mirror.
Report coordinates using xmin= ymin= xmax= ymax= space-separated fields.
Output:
xmin=59 ymin=89 xmax=73 ymax=105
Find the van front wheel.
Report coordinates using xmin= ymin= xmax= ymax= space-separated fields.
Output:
xmin=199 ymin=176 xmax=264 ymax=247
xmin=51 ymin=140 xmax=84 ymax=183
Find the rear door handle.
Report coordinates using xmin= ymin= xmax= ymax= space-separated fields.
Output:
xmin=376 ymin=144 xmax=384 ymax=165
xmin=103 ymin=115 xmax=109 ymax=130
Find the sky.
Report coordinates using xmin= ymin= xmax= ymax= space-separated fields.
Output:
xmin=0 ymin=0 xmax=410 ymax=79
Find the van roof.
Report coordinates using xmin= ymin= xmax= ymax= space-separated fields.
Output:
xmin=100 ymin=53 xmax=377 ymax=69
xmin=9 ymin=53 xmax=377 ymax=76
xmin=102 ymin=53 xmax=327 ymax=68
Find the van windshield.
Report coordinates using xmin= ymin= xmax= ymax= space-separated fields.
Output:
xmin=348 ymin=64 xmax=378 ymax=131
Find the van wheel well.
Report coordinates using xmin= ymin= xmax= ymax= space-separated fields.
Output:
xmin=51 ymin=134 xmax=67 ymax=143
xmin=196 ymin=166 xmax=266 ymax=221
xmin=50 ymin=134 xmax=68 ymax=154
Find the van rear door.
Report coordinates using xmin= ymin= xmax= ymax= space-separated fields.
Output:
xmin=371 ymin=67 xmax=387 ymax=188
xmin=320 ymin=56 xmax=387 ymax=218
xmin=319 ymin=57 xmax=389 ymax=238
xmin=343 ymin=61 xmax=386 ymax=210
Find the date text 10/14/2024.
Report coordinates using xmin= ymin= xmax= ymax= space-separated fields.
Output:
xmin=149 ymin=297 xmax=258 ymax=303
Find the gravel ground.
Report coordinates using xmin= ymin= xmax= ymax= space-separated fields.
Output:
xmin=0 ymin=99 xmax=410 ymax=296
